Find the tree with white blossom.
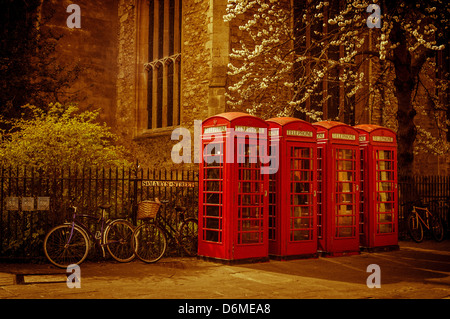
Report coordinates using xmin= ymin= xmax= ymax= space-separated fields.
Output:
xmin=224 ymin=0 xmax=449 ymax=177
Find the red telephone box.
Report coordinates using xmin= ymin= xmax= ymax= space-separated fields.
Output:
xmin=355 ymin=124 xmax=398 ymax=250
xmin=266 ymin=117 xmax=317 ymax=259
xmin=198 ymin=112 xmax=269 ymax=262
xmin=313 ymin=121 xmax=360 ymax=256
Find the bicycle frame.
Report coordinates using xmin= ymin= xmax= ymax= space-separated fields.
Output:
xmin=411 ymin=206 xmax=432 ymax=230
xmin=155 ymin=210 xmax=184 ymax=244
xmin=65 ymin=207 xmax=120 ymax=257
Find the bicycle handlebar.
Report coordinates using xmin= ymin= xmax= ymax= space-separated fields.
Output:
xmin=401 ymin=199 xmax=449 ymax=209
xmin=153 ymin=198 xmax=186 ymax=213
xmin=400 ymin=201 xmax=422 ymax=207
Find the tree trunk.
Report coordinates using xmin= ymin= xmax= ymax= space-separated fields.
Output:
xmin=390 ymin=22 xmax=416 ymax=179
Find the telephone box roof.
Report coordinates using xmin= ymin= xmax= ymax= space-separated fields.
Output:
xmin=312 ymin=120 xmax=349 ymax=130
xmin=203 ymin=112 xmax=259 ymax=123
xmin=266 ymin=117 xmax=312 ymax=126
xmin=354 ymin=124 xmax=396 ymax=134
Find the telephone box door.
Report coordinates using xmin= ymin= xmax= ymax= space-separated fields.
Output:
xmin=286 ymin=142 xmax=316 ymax=255
xmin=266 ymin=117 xmax=317 ymax=259
xmin=233 ymin=135 xmax=268 ymax=260
xmin=314 ymin=121 xmax=360 ymax=256
xmin=332 ymin=145 xmax=360 ymax=253
xmin=372 ymin=147 xmax=398 ymax=247
xmin=198 ymin=112 xmax=269 ymax=262
xmin=199 ymin=131 xmax=226 ymax=259
xmin=355 ymin=124 xmax=398 ymax=249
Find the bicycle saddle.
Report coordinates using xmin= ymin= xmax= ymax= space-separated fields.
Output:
xmin=99 ymin=203 xmax=112 ymax=210
xmin=414 ymin=201 xmax=429 ymax=208
xmin=175 ymin=206 xmax=186 ymax=212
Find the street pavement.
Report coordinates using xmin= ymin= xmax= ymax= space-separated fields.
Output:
xmin=0 ymin=240 xmax=449 ymax=300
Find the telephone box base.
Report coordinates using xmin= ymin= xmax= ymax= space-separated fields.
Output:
xmin=359 ymin=245 xmax=399 ymax=253
xmin=318 ymin=250 xmax=360 ymax=258
xmin=269 ymin=253 xmax=318 ymax=261
xmin=197 ymin=255 xmax=270 ymax=265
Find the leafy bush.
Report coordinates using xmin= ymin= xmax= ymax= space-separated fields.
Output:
xmin=0 ymin=103 xmax=131 ymax=171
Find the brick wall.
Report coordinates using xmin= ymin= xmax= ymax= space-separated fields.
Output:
xmin=43 ymin=0 xmax=119 ymax=127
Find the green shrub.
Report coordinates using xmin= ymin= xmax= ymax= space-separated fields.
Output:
xmin=0 ymin=103 xmax=131 ymax=171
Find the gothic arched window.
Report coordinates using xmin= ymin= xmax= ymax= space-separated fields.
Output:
xmin=136 ymin=0 xmax=182 ymax=133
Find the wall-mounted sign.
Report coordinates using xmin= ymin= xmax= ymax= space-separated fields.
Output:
xmin=37 ymin=197 xmax=50 ymax=211
xmin=5 ymin=196 xmax=51 ymax=211
xmin=142 ymin=180 xmax=196 ymax=188
xmin=22 ymin=197 xmax=34 ymax=211
xmin=6 ymin=197 xmax=19 ymax=211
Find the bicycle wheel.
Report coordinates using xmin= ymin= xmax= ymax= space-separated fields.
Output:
xmin=430 ymin=215 xmax=444 ymax=242
xmin=407 ymin=213 xmax=424 ymax=243
xmin=179 ymin=218 xmax=198 ymax=257
xmin=44 ymin=224 xmax=89 ymax=268
xmin=133 ymin=221 xmax=167 ymax=263
xmin=105 ymin=220 xmax=135 ymax=262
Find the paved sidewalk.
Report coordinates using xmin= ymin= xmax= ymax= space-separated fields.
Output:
xmin=0 ymin=240 xmax=449 ymax=299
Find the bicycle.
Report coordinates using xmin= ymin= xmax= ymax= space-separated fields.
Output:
xmin=44 ymin=204 xmax=135 ymax=268
xmin=133 ymin=198 xmax=198 ymax=263
xmin=405 ymin=201 xmax=444 ymax=243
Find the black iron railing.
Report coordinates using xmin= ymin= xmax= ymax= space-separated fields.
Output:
xmin=0 ymin=165 xmax=198 ymax=260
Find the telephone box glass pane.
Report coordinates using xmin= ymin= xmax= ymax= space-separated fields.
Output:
xmin=205 ymin=180 xmax=221 ymax=192
xmin=204 ymin=142 xmax=224 ymax=166
xmin=205 ymin=193 xmax=221 ymax=204
xmin=206 ymin=168 xmax=221 ymax=180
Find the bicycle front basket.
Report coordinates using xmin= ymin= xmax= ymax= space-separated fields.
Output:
xmin=137 ymin=200 xmax=161 ymax=220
